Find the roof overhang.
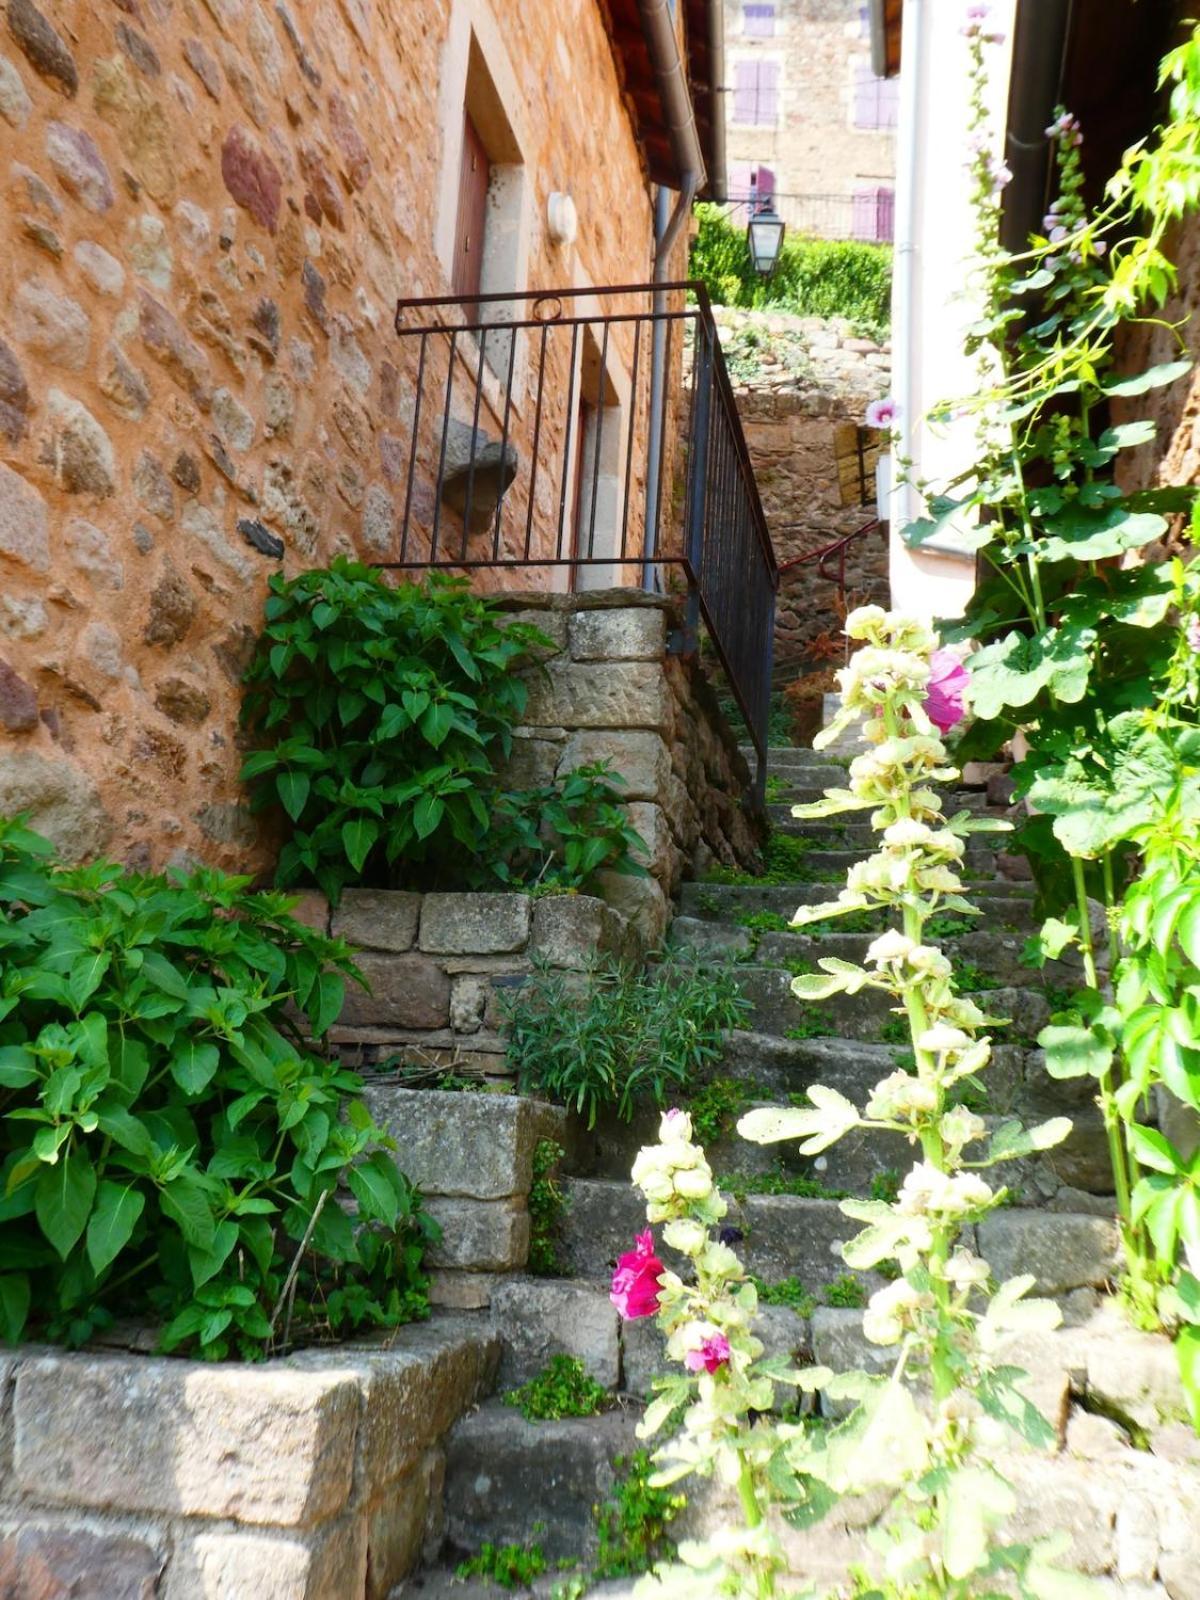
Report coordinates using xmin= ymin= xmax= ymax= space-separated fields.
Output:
xmin=602 ymin=0 xmax=724 ymax=198
xmin=870 ymin=0 xmax=902 ymax=78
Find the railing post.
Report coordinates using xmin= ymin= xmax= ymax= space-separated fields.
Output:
xmin=677 ymin=312 xmax=714 ymax=656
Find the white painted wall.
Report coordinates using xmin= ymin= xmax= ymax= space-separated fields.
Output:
xmin=886 ymin=0 xmax=1017 ymax=621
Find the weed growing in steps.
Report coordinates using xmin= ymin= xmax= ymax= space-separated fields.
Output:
xmin=456 ymin=1540 xmax=549 ymax=1589
xmin=528 ymin=1139 xmax=567 ymax=1278
xmin=503 ymin=1355 xmax=610 ymax=1421
xmin=592 ymin=1449 xmax=685 ymax=1580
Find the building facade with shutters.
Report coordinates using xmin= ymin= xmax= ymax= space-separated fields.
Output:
xmin=724 ymin=0 xmax=897 ymax=242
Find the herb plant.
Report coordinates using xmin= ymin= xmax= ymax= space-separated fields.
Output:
xmin=0 ymin=819 xmax=435 ymax=1358
xmin=501 ymin=957 xmax=750 ymax=1127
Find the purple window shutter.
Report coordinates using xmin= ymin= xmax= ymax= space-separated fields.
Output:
xmin=852 ymin=188 xmax=876 ymax=240
xmin=879 ymin=75 xmax=901 ymax=129
xmin=732 ymin=60 xmax=756 ymax=123
xmin=744 ymin=3 xmax=775 ymax=37
xmin=728 ymin=160 xmax=754 ymax=201
xmin=757 ymin=61 xmax=779 ymax=122
xmin=853 ymin=64 xmax=879 ymax=128
xmin=876 ymin=187 xmax=895 ymax=242
xmin=755 ymin=165 xmax=776 ymax=204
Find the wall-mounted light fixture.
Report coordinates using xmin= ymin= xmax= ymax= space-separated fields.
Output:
xmin=547 ymin=191 xmax=578 ymax=248
xmin=747 ymin=201 xmax=786 ymax=278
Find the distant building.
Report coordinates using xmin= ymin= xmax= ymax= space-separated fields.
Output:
xmin=723 ymin=0 xmax=897 ymax=242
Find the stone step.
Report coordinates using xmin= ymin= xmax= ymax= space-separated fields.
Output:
xmin=442 ymin=1400 xmax=644 ymax=1564
xmin=745 ymin=744 xmax=846 ymax=772
xmin=677 ymin=881 xmax=1036 ymax=925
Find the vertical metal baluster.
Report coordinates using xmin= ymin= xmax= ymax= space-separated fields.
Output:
xmin=399 ymin=330 xmax=428 ymax=563
xmin=523 ymin=323 xmax=550 ymax=561
xmin=430 ymin=329 xmax=457 ymax=564
xmin=492 ymin=307 xmax=519 ymax=562
xmin=556 ymin=323 xmax=580 ymax=562
xmin=586 ymin=319 xmax=610 ymax=561
xmin=620 ymin=317 xmax=643 ymax=571
xmin=460 ymin=325 xmax=489 ymax=561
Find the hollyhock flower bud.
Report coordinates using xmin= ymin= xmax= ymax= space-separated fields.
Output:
xmin=610 ymin=1230 xmax=665 ymax=1320
xmin=924 ymin=649 xmax=970 ymax=732
xmin=866 ymin=930 xmax=916 ymax=967
xmin=674 ymin=1165 xmax=715 ymax=1201
xmin=918 ymin=1023 xmax=971 ymax=1055
xmin=663 ymin=1218 xmax=708 ymax=1256
xmin=684 ymin=1328 xmax=732 ymax=1374
xmin=945 ymin=1248 xmax=990 ymax=1288
xmin=660 ymin=1108 xmax=692 ymax=1143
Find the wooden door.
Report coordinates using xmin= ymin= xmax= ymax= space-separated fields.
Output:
xmin=452 ymin=112 xmax=490 ymax=301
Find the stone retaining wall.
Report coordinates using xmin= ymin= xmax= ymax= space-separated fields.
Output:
xmin=0 ymin=1316 xmax=498 ymax=1600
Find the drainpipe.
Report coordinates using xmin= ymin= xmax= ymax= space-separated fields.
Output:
xmin=1000 ymin=0 xmax=1073 ymax=253
xmin=890 ymin=0 xmax=925 ymax=540
xmin=638 ymin=0 xmax=709 ymax=584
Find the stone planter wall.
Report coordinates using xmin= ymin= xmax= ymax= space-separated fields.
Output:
xmin=0 ymin=1317 xmax=498 ymax=1600
xmin=496 ymin=588 xmax=764 ymax=944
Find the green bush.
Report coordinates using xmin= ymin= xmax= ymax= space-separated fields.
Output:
xmin=503 ymin=1354 xmax=610 ymax=1421
xmin=0 ymin=817 xmax=435 ymax=1358
xmin=501 ymin=956 xmax=751 ymax=1127
xmin=241 ymin=561 xmax=645 ymax=902
xmin=689 ymin=204 xmax=892 ymax=338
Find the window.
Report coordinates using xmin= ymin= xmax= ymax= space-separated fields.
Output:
xmin=452 ymin=112 xmax=490 ymax=300
xmin=732 ymin=59 xmax=779 ymax=125
xmin=852 ymin=63 xmax=900 ymax=130
xmin=728 ymin=162 xmax=775 ymax=208
xmin=743 ymin=3 xmax=775 ymax=37
xmin=852 ymin=186 xmax=895 ymax=243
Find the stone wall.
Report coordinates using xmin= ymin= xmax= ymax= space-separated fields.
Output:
xmin=0 ymin=0 xmax=676 ymax=876
xmin=0 ymin=1317 xmax=498 ymax=1600
xmin=721 ymin=309 xmax=890 ymax=667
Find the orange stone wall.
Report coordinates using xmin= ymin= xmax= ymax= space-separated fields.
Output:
xmin=0 ymin=0 xmax=682 ymax=873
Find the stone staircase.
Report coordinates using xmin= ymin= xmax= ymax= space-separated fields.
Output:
xmin=396 ymin=742 xmax=1199 ymax=1598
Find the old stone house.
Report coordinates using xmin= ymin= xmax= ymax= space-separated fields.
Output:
xmin=0 ymin=0 xmax=727 ymax=876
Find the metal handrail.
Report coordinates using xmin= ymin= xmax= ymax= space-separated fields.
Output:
xmin=777 ymin=517 xmax=881 ymax=664
xmin=375 ymin=282 xmax=778 ymax=796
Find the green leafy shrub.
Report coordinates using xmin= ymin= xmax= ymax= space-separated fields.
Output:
xmin=689 ymin=204 xmax=893 ymax=337
xmin=592 ymin=1450 xmax=684 ymax=1580
xmin=502 ymin=957 xmax=750 ymax=1126
xmin=456 ymin=1541 xmax=548 ymax=1589
xmin=0 ymin=818 xmax=435 ymax=1357
xmin=528 ymin=1138 xmax=567 ymax=1277
xmin=240 ymin=562 xmax=643 ymax=902
xmin=504 ymin=1354 xmax=610 ymax=1421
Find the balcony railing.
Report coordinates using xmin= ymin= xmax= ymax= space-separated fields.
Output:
xmin=379 ymin=282 xmax=778 ymax=794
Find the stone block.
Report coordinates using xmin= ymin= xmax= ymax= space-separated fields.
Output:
xmin=162 ymin=1518 xmax=366 ymax=1600
xmin=288 ymin=890 xmax=330 ymax=935
xmin=0 ymin=1524 xmax=164 ymax=1599
xmin=336 ymin=953 xmax=451 ymax=1030
xmin=521 ymin=662 xmax=671 ymax=733
xmin=529 ymin=895 xmax=624 ymax=970
xmin=625 ymin=801 xmax=676 ymax=883
xmin=425 ymin=1197 xmax=530 ymax=1272
xmin=332 ymin=890 xmax=421 ymax=952
xmin=419 ymin=894 xmax=531 ymax=956
xmin=977 ymin=1211 xmax=1120 ymax=1296
xmin=429 ymin=1270 xmax=505 ymax=1310
xmin=593 ymin=870 xmax=670 ymax=949
xmin=557 ymin=729 xmax=670 ymax=801
xmin=450 ymin=973 xmax=488 ymax=1033
xmin=13 ymin=1353 xmax=361 ymax=1526
xmin=568 ymin=607 xmax=666 ymax=661
xmin=366 ymin=1448 xmax=444 ymax=1599
xmin=491 ymin=1277 xmax=621 ymax=1387
xmin=361 ymin=1086 xmax=565 ymax=1200
xmin=499 ymin=733 xmax=563 ymax=789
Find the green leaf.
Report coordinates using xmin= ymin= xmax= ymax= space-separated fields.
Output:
xmin=276 ymin=770 xmax=311 ymax=822
xmin=35 ymin=1149 xmax=97 ymax=1260
xmin=1178 ymin=1325 xmax=1200 ymax=1432
xmin=0 ymin=1046 xmax=38 ymax=1089
xmin=341 ymin=817 xmax=379 ymax=874
xmin=944 ymin=1466 xmax=1015 ymax=1580
xmin=738 ymin=1088 xmax=859 ymax=1155
xmin=1103 ymin=358 xmax=1191 ymax=396
xmin=347 ymin=1151 xmax=402 ymax=1227
xmin=140 ymin=949 xmax=191 ymax=1000
xmin=0 ymin=1273 xmax=30 ymax=1343
xmin=1039 ymin=1024 xmax=1113 ymax=1080
xmin=159 ymin=1174 xmax=215 ymax=1250
xmin=171 ymin=1038 xmax=220 ymax=1096
xmin=1126 ymin=1124 xmax=1183 ymax=1175
xmin=86 ymin=1180 xmax=145 ymax=1274
xmin=310 ymin=971 xmax=344 ymax=1037
xmin=413 ymin=793 xmax=445 ymax=840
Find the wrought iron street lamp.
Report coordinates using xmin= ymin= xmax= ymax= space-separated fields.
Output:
xmin=746 ymin=201 xmax=786 ymax=278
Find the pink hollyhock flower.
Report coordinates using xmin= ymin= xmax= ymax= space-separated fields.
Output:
xmin=866 ymin=396 xmax=897 ymax=430
xmin=610 ymin=1230 xmax=665 ymax=1320
xmin=925 ymin=649 xmax=970 ymax=733
xmin=685 ymin=1332 xmax=732 ymax=1374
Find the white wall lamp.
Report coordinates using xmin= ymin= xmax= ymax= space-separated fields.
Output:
xmin=547 ymin=191 xmax=578 ymax=248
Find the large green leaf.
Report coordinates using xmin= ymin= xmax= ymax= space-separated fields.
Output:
xmin=967 ymin=623 xmax=1096 ymax=722
xmin=276 ymin=770 xmax=311 ymax=822
xmin=35 ymin=1149 xmax=97 ymax=1260
xmin=1038 ymin=1024 xmax=1113 ymax=1081
xmin=86 ymin=1180 xmax=145 ymax=1274
xmin=1038 ymin=506 xmax=1167 ymax=564
xmin=341 ymin=817 xmax=379 ymax=874
xmin=171 ymin=1038 xmax=220 ymax=1096
xmin=1103 ymin=358 xmax=1191 ymax=397
xmin=0 ymin=1273 xmax=30 ymax=1343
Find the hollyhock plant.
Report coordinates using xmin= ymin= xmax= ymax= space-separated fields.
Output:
xmin=683 ymin=1330 xmax=731 ymax=1374
xmin=865 ymin=395 xmax=897 ymax=431
xmin=610 ymin=1229 xmax=665 ymax=1320
xmin=925 ymin=647 xmax=971 ymax=732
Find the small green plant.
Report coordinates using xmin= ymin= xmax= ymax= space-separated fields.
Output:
xmin=707 ymin=832 xmax=834 ymax=888
xmin=502 ymin=956 xmax=750 ymax=1127
xmin=694 ymin=890 xmax=722 ymax=917
xmin=822 ymin=1272 xmax=867 ymax=1309
xmin=528 ymin=1139 xmax=567 ymax=1277
xmin=764 ymin=775 xmax=791 ymax=803
xmin=877 ymin=1014 xmax=910 ymax=1045
xmin=592 ymin=1449 xmax=685 ymax=1580
xmin=748 ymin=1275 xmax=816 ymax=1315
xmin=719 ymin=1166 xmax=847 ymax=1201
xmin=925 ymin=913 xmax=979 ymax=940
xmin=688 ymin=1078 xmax=754 ymax=1148
xmin=732 ymin=909 xmax=793 ymax=935
xmin=955 ymin=960 xmax=1003 ymax=993
xmin=783 ymin=1014 xmax=827 ymax=1041
xmin=0 ymin=820 xmax=435 ymax=1359
xmin=504 ymin=1355 xmax=610 ymax=1422
xmin=456 ymin=1541 xmax=548 ymax=1589
xmin=487 ymin=762 xmax=649 ymax=892
xmin=868 ymin=1168 xmax=902 ymax=1204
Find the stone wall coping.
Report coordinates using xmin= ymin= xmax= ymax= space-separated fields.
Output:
xmin=493 ymin=587 xmax=684 ymax=615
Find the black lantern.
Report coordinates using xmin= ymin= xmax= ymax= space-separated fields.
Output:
xmin=746 ymin=202 xmax=786 ymax=278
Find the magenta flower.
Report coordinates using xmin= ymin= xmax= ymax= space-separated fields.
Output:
xmin=925 ymin=649 xmax=970 ymax=733
xmin=1187 ymin=614 xmax=1200 ymax=655
xmin=610 ymin=1230 xmax=665 ymax=1321
xmin=866 ymin=396 xmax=897 ymax=430
xmin=684 ymin=1332 xmax=732 ymax=1374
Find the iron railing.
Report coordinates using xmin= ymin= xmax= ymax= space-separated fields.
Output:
xmin=719 ymin=190 xmax=894 ymax=244
xmin=379 ymin=282 xmax=778 ymax=792
xmin=777 ymin=517 xmax=882 ymax=664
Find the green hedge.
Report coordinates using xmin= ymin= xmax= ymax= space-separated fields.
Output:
xmin=689 ymin=204 xmax=892 ymax=339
